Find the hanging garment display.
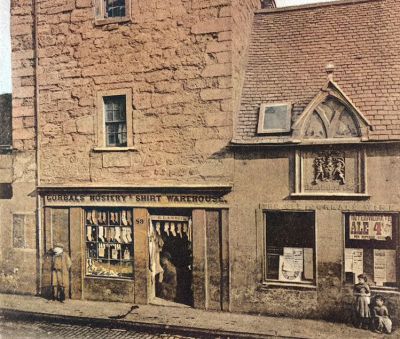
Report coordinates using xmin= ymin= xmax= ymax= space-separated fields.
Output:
xmin=92 ymin=210 xmax=98 ymax=225
xmin=121 ymin=210 xmax=128 ymax=226
xmin=98 ymin=243 xmax=105 ymax=257
xmin=170 ymin=222 xmax=176 ymax=237
xmin=98 ymin=226 xmax=104 ymax=242
xmin=126 ymin=210 xmax=132 ymax=225
xmin=149 ymin=223 xmax=164 ymax=282
xmin=156 ymin=222 xmax=161 ymax=235
xmin=121 ymin=227 xmax=128 ymax=243
xmin=126 ymin=228 xmax=132 ymax=242
xmin=87 ymin=226 xmax=93 ymax=241
xmin=124 ymin=248 xmax=130 ymax=260
xmin=183 ymin=223 xmax=188 ymax=236
xmin=86 ymin=211 xmax=93 ymax=224
xmin=188 ymin=220 xmax=192 ymax=242
xmin=164 ymin=222 xmax=170 ymax=236
xmin=177 ymin=223 xmax=182 ymax=238
xmin=115 ymin=226 xmax=122 ymax=243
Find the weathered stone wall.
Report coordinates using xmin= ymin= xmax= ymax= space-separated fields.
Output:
xmin=34 ymin=0 xmax=260 ymax=186
xmin=0 ymin=0 xmax=38 ymax=295
xmin=232 ymin=0 xmax=260 ymax=116
xmin=229 ymin=143 xmax=400 ymax=323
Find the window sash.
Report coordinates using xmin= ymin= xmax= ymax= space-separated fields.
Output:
xmin=103 ymin=96 xmax=127 ymax=147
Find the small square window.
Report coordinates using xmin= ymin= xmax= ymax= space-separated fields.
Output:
xmin=257 ymin=103 xmax=292 ymax=134
xmin=95 ymin=0 xmax=130 ymax=24
xmin=265 ymin=211 xmax=315 ymax=285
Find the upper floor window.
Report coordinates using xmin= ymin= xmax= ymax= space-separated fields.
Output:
xmin=104 ymin=95 xmax=127 ymax=147
xmin=257 ymin=103 xmax=292 ymax=134
xmin=95 ymin=89 xmax=133 ymax=150
xmin=95 ymin=0 xmax=130 ymax=24
xmin=0 ymin=93 xmax=12 ymax=151
xmin=105 ymin=0 xmax=126 ymax=18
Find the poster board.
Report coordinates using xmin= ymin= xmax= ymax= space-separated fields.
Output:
xmin=374 ymin=249 xmax=397 ymax=285
xmin=345 ymin=248 xmax=364 ymax=283
xmin=349 ymin=214 xmax=392 ymax=241
xmin=279 ymin=255 xmax=301 ymax=282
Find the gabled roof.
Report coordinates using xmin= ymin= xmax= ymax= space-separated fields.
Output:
xmin=233 ymin=0 xmax=400 ymax=144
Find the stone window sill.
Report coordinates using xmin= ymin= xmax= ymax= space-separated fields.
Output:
xmin=94 ymin=17 xmax=131 ymax=26
xmin=85 ymin=275 xmax=134 ymax=282
xmin=344 ymin=283 xmax=399 ymax=294
xmin=92 ymin=146 xmax=137 ymax=152
xmin=260 ymin=281 xmax=317 ymax=290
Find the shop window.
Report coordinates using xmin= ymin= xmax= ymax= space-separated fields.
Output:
xmin=344 ymin=213 xmax=399 ymax=290
xmin=95 ymin=89 xmax=133 ymax=150
xmin=264 ymin=211 xmax=315 ymax=284
xmin=95 ymin=0 xmax=130 ymax=24
xmin=85 ymin=208 xmax=134 ymax=279
xmin=257 ymin=103 xmax=292 ymax=134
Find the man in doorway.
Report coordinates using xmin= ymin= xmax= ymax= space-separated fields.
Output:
xmin=51 ymin=243 xmax=72 ymax=302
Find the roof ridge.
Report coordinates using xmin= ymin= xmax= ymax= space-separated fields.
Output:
xmin=255 ymin=0 xmax=382 ymax=15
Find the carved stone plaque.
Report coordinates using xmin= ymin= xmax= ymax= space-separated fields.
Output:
xmin=294 ymin=149 xmax=366 ymax=196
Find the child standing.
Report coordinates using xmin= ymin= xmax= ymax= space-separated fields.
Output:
xmin=353 ymin=274 xmax=371 ymax=329
xmin=373 ymin=295 xmax=392 ymax=334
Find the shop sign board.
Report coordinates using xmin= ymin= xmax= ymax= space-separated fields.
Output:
xmin=43 ymin=192 xmax=228 ymax=207
xmin=349 ymin=214 xmax=392 ymax=241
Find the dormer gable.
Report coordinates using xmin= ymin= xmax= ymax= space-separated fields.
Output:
xmin=292 ymin=80 xmax=371 ymax=143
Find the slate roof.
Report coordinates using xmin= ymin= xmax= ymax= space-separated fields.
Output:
xmin=233 ymin=0 xmax=400 ymax=144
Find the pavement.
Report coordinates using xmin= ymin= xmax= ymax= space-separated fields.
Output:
xmin=0 ymin=293 xmax=396 ymax=338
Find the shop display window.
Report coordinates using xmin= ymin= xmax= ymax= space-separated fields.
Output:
xmin=85 ymin=209 xmax=133 ymax=278
xmin=264 ymin=211 xmax=315 ymax=284
xmin=344 ymin=213 xmax=399 ymax=289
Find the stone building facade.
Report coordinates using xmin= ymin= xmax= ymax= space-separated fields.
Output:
xmin=4 ymin=0 xmax=400 ymax=325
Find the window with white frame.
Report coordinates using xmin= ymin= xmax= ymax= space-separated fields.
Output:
xmin=344 ymin=213 xmax=399 ymax=289
xmin=257 ymin=103 xmax=292 ymax=134
xmin=96 ymin=89 xmax=133 ymax=150
xmin=264 ymin=211 xmax=315 ymax=284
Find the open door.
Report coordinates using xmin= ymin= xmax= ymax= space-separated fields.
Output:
xmin=149 ymin=212 xmax=193 ymax=307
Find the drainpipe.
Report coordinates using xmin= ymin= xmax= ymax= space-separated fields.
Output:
xmin=33 ymin=0 xmax=42 ymax=295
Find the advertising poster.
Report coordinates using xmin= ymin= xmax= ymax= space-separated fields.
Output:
xmin=303 ymin=248 xmax=313 ymax=280
xmin=349 ymin=214 xmax=392 ymax=241
xmin=374 ymin=249 xmax=387 ymax=286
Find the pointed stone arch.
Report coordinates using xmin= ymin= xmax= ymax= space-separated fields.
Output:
xmin=292 ymin=81 xmax=371 ymax=142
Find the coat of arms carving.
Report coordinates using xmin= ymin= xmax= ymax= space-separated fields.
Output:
xmin=313 ymin=152 xmax=345 ymax=185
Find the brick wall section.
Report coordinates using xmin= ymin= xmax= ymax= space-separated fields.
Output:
xmin=34 ymin=0 xmax=260 ymax=185
xmin=235 ymin=0 xmax=400 ymax=143
xmin=11 ymin=0 xmax=36 ymax=151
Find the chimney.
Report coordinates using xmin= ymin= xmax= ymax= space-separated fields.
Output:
xmin=261 ymin=0 xmax=276 ymax=9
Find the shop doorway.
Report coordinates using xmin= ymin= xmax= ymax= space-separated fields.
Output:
xmin=148 ymin=210 xmax=193 ymax=307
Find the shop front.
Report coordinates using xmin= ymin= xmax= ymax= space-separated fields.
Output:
xmin=38 ymin=186 xmax=230 ymax=310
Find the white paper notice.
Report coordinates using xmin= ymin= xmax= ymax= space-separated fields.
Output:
xmin=293 ymin=248 xmax=304 ymax=272
xmin=303 ymin=248 xmax=313 ymax=280
xmin=386 ymin=250 xmax=397 ymax=283
xmin=374 ymin=249 xmax=387 ymax=286
xmin=352 ymin=249 xmax=364 ymax=277
xmin=283 ymin=247 xmax=295 ymax=271
xmin=345 ymin=248 xmax=354 ymax=272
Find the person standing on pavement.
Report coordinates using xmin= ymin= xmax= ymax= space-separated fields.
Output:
xmin=51 ymin=243 xmax=72 ymax=302
xmin=353 ymin=273 xmax=371 ymax=329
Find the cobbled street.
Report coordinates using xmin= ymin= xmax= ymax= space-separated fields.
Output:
xmin=0 ymin=318 xmax=198 ymax=339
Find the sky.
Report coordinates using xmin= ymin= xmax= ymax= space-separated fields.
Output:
xmin=0 ymin=0 xmax=338 ymax=95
